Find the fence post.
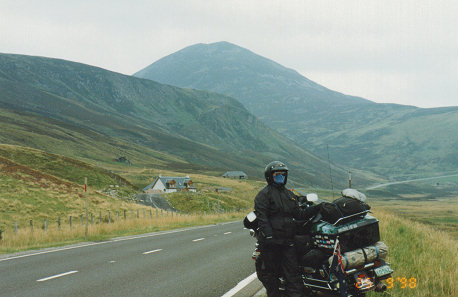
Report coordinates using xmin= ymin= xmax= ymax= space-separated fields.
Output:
xmin=108 ymin=211 xmax=111 ymax=223
xmin=84 ymin=177 xmax=88 ymax=240
xmin=91 ymin=213 xmax=94 ymax=225
xmin=44 ymin=218 xmax=47 ymax=232
xmin=156 ymin=208 xmax=158 ymax=218
xmin=124 ymin=210 xmax=126 ymax=220
xmin=161 ymin=209 xmax=163 ymax=217
xmin=116 ymin=211 xmax=119 ymax=223
xmin=137 ymin=209 xmax=139 ymax=218
xmin=150 ymin=209 xmax=152 ymax=219
xmin=99 ymin=211 xmax=102 ymax=224
xmin=58 ymin=217 xmax=61 ymax=230
xmin=81 ymin=214 xmax=84 ymax=226
xmin=130 ymin=209 xmax=133 ymax=219
xmin=14 ymin=222 xmax=18 ymax=235
xmin=143 ymin=209 xmax=145 ymax=218
xmin=70 ymin=216 xmax=72 ymax=229
xmin=30 ymin=220 xmax=33 ymax=233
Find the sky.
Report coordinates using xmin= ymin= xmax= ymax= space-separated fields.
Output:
xmin=1 ymin=0 xmax=457 ymax=108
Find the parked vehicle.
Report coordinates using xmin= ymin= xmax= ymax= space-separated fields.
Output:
xmin=244 ymin=189 xmax=393 ymax=297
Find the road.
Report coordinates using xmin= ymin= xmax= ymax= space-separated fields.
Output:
xmin=0 ymin=221 xmax=257 ymax=297
xmin=365 ymin=173 xmax=458 ymax=190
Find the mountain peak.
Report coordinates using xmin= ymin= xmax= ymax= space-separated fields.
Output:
xmin=134 ymin=41 xmax=366 ymax=108
xmin=184 ymin=41 xmax=245 ymax=51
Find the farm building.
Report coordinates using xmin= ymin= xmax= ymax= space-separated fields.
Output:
xmin=222 ymin=171 xmax=247 ymax=179
xmin=143 ymin=175 xmax=196 ymax=193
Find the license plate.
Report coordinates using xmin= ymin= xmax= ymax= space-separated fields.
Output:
xmin=374 ymin=265 xmax=393 ymax=277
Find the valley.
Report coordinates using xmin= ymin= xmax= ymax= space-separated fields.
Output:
xmin=0 ymin=43 xmax=456 ymax=297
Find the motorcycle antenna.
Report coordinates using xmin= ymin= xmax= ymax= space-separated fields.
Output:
xmin=348 ymin=170 xmax=352 ymax=188
xmin=326 ymin=144 xmax=335 ymax=199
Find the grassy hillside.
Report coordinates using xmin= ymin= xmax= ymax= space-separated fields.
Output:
xmin=0 ymin=53 xmax=371 ymax=188
xmin=0 ymin=157 xmax=135 ymax=232
xmin=0 ymin=106 xmax=211 ymax=174
xmin=0 ymin=144 xmax=259 ymax=233
xmin=135 ymin=41 xmax=458 ymax=177
xmin=0 ymin=144 xmax=133 ymax=190
xmin=0 ymin=144 xmax=261 ymax=254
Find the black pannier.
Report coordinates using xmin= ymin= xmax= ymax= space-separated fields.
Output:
xmin=320 ymin=196 xmax=371 ymax=224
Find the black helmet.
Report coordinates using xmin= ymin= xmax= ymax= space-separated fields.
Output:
xmin=264 ymin=161 xmax=288 ymax=184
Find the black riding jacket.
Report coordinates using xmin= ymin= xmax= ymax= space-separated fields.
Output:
xmin=254 ymin=183 xmax=319 ymax=245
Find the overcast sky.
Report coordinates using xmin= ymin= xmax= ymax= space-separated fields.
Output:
xmin=1 ymin=0 xmax=457 ymax=108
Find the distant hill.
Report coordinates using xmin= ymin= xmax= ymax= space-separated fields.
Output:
xmin=0 ymin=53 xmax=366 ymax=188
xmin=135 ymin=41 xmax=458 ymax=178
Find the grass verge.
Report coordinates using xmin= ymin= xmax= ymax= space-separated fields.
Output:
xmin=367 ymin=208 xmax=457 ymax=297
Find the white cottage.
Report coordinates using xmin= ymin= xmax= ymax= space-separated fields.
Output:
xmin=143 ymin=175 xmax=196 ymax=194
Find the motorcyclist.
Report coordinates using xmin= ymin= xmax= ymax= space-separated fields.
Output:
xmin=254 ymin=161 xmax=320 ymax=297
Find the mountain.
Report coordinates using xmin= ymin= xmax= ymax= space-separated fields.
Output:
xmin=0 ymin=53 xmax=363 ymax=188
xmin=134 ymin=41 xmax=458 ymax=178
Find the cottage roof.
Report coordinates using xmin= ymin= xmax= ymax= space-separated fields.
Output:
xmin=222 ymin=171 xmax=247 ymax=177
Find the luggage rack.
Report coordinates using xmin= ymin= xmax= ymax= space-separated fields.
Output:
xmin=331 ymin=210 xmax=372 ymax=226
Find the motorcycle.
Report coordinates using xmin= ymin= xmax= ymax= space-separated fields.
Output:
xmin=244 ymin=189 xmax=393 ymax=297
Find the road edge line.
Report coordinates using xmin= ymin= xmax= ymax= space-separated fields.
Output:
xmin=221 ymin=272 xmax=258 ymax=297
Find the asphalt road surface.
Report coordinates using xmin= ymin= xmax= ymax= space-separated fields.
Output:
xmin=0 ymin=221 xmax=257 ymax=297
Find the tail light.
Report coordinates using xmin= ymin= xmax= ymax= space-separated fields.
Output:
xmin=355 ymin=275 xmax=374 ymax=290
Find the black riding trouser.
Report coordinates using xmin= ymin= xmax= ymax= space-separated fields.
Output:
xmin=256 ymin=243 xmax=303 ymax=297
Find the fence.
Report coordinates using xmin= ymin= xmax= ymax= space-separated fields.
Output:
xmin=6 ymin=208 xmax=187 ymax=235
xmin=0 ymin=207 xmax=245 ymax=239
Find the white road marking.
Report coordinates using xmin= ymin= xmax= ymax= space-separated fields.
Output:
xmin=192 ymin=238 xmax=205 ymax=242
xmin=224 ymin=232 xmax=232 ymax=235
xmin=143 ymin=249 xmax=163 ymax=254
xmin=221 ymin=272 xmax=258 ymax=297
xmin=0 ymin=221 xmax=238 ymax=262
xmin=37 ymin=270 xmax=78 ymax=282
xmin=109 ymin=260 xmax=116 ymax=263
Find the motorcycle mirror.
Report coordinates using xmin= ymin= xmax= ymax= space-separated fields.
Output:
xmin=306 ymin=193 xmax=319 ymax=202
xmin=246 ymin=211 xmax=257 ymax=222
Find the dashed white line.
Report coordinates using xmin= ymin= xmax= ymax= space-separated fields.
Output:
xmin=37 ymin=270 xmax=78 ymax=282
xmin=143 ymin=249 xmax=163 ymax=255
xmin=0 ymin=221 xmax=237 ymax=263
xmin=192 ymin=238 xmax=205 ymax=242
xmin=224 ymin=232 xmax=232 ymax=235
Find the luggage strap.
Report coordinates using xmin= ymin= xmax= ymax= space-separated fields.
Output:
xmin=333 ymin=203 xmax=344 ymax=218
xmin=361 ymin=247 xmax=368 ymax=264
